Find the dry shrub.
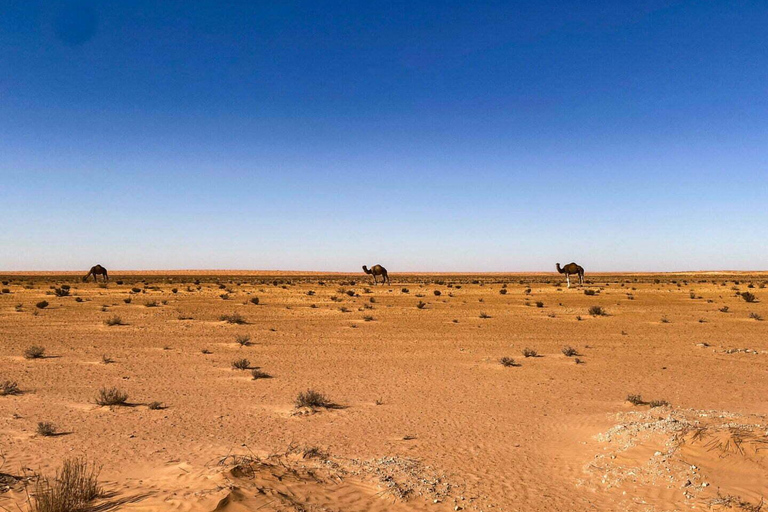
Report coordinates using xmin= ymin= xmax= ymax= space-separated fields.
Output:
xmin=103 ymin=315 xmax=123 ymax=326
xmin=31 ymin=457 xmax=101 ymax=512
xmin=231 ymin=358 xmax=250 ymax=370
xmin=499 ymin=357 xmax=519 ymax=367
xmin=220 ymin=312 xmax=246 ymax=324
xmin=588 ymin=305 xmax=606 ymax=316
xmin=295 ymin=389 xmax=333 ymax=409
xmin=0 ymin=380 xmax=21 ymax=396
xmin=561 ymin=346 xmax=578 ymax=357
xmin=24 ymin=346 xmax=46 ymax=359
xmin=37 ymin=421 xmax=56 ymax=437
xmin=95 ymin=387 xmax=128 ymax=406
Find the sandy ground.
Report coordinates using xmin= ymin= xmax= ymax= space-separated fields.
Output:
xmin=1 ymin=272 xmax=767 ymax=511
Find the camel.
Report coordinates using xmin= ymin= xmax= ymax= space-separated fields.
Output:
xmin=362 ymin=264 xmax=390 ymax=285
xmin=556 ymin=262 xmax=584 ymax=288
xmin=83 ymin=264 xmax=109 ymax=282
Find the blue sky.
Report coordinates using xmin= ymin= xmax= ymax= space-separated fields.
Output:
xmin=1 ymin=1 xmax=767 ymax=271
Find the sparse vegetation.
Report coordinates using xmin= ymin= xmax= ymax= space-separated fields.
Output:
xmin=522 ymin=348 xmax=538 ymax=358
xmin=147 ymin=401 xmax=163 ymax=410
xmin=584 ymin=289 xmax=596 ymax=296
xmin=95 ymin=387 xmax=128 ymax=406
xmin=0 ymin=380 xmax=21 ymax=396
xmin=649 ymin=399 xmax=670 ymax=408
xmin=626 ymin=394 xmax=644 ymax=405
xmin=588 ymin=305 xmax=606 ymax=316
xmin=499 ymin=357 xmax=519 ymax=367
xmin=36 ymin=300 xmax=49 ymax=309
xmin=53 ymin=287 xmax=70 ymax=297
xmin=251 ymin=369 xmax=271 ymax=379
xmin=416 ymin=301 xmax=427 ymax=309
xmin=103 ymin=315 xmax=124 ymax=326
xmin=561 ymin=346 xmax=578 ymax=357
xmin=479 ymin=311 xmax=490 ymax=318
xmin=741 ymin=292 xmax=757 ymax=303
xmin=295 ymin=389 xmax=333 ymax=409
xmin=719 ymin=306 xmax=729 ymax=313
xmin=235 ymin=334 xmax=251 ymax=347
xmin=37 ymin=421 xmax=57 ymax=436
xmin=31 ymin=457 xmax=101 ymax=512
xmin=231 ymin=358 xmax=250 ymax=370
xmin=24 ymin=345 xmax=46 ymax=359
xmin=220 ymin=312 xmax=246 ymax=324
xmin=749 ymin=312 xmax=763 ymax=321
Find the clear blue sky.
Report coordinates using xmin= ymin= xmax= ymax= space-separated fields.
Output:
xmin=1 ymin=1 xmax=767 ymax=271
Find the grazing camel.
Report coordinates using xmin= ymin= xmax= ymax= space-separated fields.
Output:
xmin=556 ymin=262 xmax=584 ymax=288
xmin=83 ymin=264 xmax=109 ymax=282
xmin=362 ymin=264 xmax=390 ymax=285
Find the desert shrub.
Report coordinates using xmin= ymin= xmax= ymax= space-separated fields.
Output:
xmin=741 ymin=292 xmax=757 ymax=303
xmin=561 ymin=346 xmax=578 ymax=357
xmin=339 ymin=306 xmax=349 ymax=313
xmin=588 ymin=305 xmax=606 ymax=316
xmin=1 ymin=288 xmax=10 ymax=294
xmin=401 ymin=288 xmax=409 ymax=293
xmin=103 ymin=315 xmax=123 ymax=326
xmin=53 ymin=287 xmax=70 ymax=297
xmin=251 ymin=369 xmax=271 ymax=380
xmin=235 ymin=334 xmax=251 ymax=347
xmin=522 ymin=348 xmax=538 ymax=358
xmin=147 ymin=401 xmax=163 ymax=410
xmin=171 ymin=288 xmax=178 ymax=294
xmin=649 ymin=399 xmax=670 ymax=408
xmin=24 ymin=346 xmax=46 ymax=359
xmin=574 ymin=358 xmax=583 ymax=364
xmin=36 ymin=300 xmax=49 ymax=309
xmin=346 ymin=290 xmax=355 ymax=297
xmin=363 ymin=315 xmax=374 ymax=322
xmin=220 ymin=293 xmax=230 ymax=300
xmin=32 ymin=457 xmax=101 ymax=512
xmin=499 ymin=357 xmax=519 ymax=367
xmin=249 ymin=297 xmax=259 ymax=305
xmin=95 ymin=387 xmax=128 ymax=406
xmin=144 ymin=300 xmax=159 ymax=307
xmin=536 ymin=301 xmax=544 ymax=308
xmin=416 ymin=301 xmax=426 ymax=309
xmin=201 ymin=348 xmax=212 ymax=354
xmin=479 ymin=311 xmax=490 ymax=318
xmin=101 ymin=355 xmax=113 ymax=364
xmin=433 ymin=290 xmax=442 ymax=297
xmin=0 ymin=380 xmax=21 ymax=396
xmin=719 ymin=306 xmax=729 ymax=313
xmin=37 ymin=421 xmax=56 ymax=436
xmin=584 ymin=289 xmax=596 ymax=296
xmin=220 ymin=312 xmax=246 ymax=324
xmin=749 ymin=312 xmax=763 ymax=321
xmin=626 ymin=394 xmax=644 ymax=405
xmin=231 ymin=358 xmax=250 ymax=370
xmin=295 ymin=389 xmax=333 ymax=409
xmin=660 ymin=316 xmax=670 ymax=323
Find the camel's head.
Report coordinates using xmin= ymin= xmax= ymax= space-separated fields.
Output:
xmin=555 ymin=263 xmax=561 ymax=272
xmin=362 ymin=265 xmax=369 ymax=273
xmin=82 ymin=275 xmax=88 ymax=282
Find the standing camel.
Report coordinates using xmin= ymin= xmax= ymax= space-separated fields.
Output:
xmin=556 ymin=262 xmax=584 ymax=288
xmin=83 ymin=264 xmax=109 ymax=282
xmin=362 ymin=264 xmax=390 ymax=285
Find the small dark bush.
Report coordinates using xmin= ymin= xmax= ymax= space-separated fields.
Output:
xmin=536 ymin=301 xmax=544 ymax=308
xmin=96 ymin=387 xmax=128 ymax=406
xmin=522 ymin=348 xmax=538 ymax=358
xmin=147 ymin=401 xmax=163 ymax=410
xmin=433 ymin=290 xmax=441 ymax=296
xmin=104 ymin=315 xmax=124 ymax=326
xmin=499 ymin=357 xmax=519 ymax=367
xmin=37 ymin=421 xmax=56 ymax=436
xmin=416 ymin=301 xmax=426 ymax=309
xmin=588 ymin=305 xmax=606 ymax=316
xmin=660 ymin=316 xmax=670 ymax=323
xmin=220 ymin=312 xmax=246 ymax=324
xmin=131 ymin=287 xmax=141 ymax=293
xmin=53 ymin=287 xmax=70 ymax=297
xmin=584 ymin=289 xmax=596 ymax=296
xmin=231 ymin=358 xmax=250 ymax=370
xmin=561 ymin=346 xmax=578 ymax=357
xmin=235 ymin=334 xmax=251 ymax=347
xmin=145 ymin=300 xmax=159 ymax=307
xmin=36 ymin=300 xmax=49 ymax=309
xmin=626 ymin=394 xmax=644 ymax=405
xmin=363 ymin=315 xmax=374 ymax=322
xmin=295 ymin=389 xmax=333 ymax=409
xmin=24 ymin=346 xmax=46 ymax=359
xmin=741 ymin=292 xmax=757 ymax=303
xmin=0 ymin=380 xmax=21 ymax=396
xmin=719 ymin=306 xmax=729 ymax=313
xmin=401 ymin=288 xmax=409 ymax=293
xmin=499 ymin=288 xmax=507 ymax=295
xmin=251 ymin=369 xmax=271 ymax=380
xmin=749 ymin=312 xmax=763 ymax=321
xmin=101 ymin=355 xmax=114 ymax=364
xmin=479 ymin=311 xmax=490 ymax=318
xmin=649 ymin=399 xmax=669 ymax=408
xmin=249 ymin=297 xmax=259 ymax=305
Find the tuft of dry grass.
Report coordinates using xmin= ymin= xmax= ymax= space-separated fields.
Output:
xmin=24 ymin=346 xmax=46 ymax=359
xmin=231 ymin=358 xmax=250 ymax=370
xmin=588 ymin=305 xmax=606 ymax=316
xmin=95 ymin=387 xmax=128 ymax=406
xmin=522 ymin=348 xmax=538 ymax=358
xmin=31 ymin=457 xmax=101 ymax=512
xmin=36 ymin=421 xmax=57 ymax=437
xmin=0 ymin=380 xmax=21 ymax=396
xmin=251 ymin=369 xmax=271 ymax=380
xmin=626 ymin=394 xmax=644 ymax=405
xmin=147 ymin=401 xmax=163 ymax=410
xmin=561 ymin=346 xmax=578 ymax=357
xmin=499 ymin=357 xmax=520 ymax=367
xmin=103 ymin=315 xmax=124 ymax=326
xmin=749 ymin=312 xmax=763 ymax=321
xmin=295 ymin=389 xmax=333 ymax=409
xmin=235 ymin=334 xmax=251 ymax=347
xmin=36 ymin=300 xmax=49 ymax=309
xmin=220 ymin=312 xmax=246 ymax=324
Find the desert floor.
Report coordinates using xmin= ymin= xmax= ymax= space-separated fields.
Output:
xmin=1 ymin=272 xmax=767 ymax=511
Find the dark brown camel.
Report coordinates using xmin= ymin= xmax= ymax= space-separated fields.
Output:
xmin=556 ymin=262 xmax=584 ymax=288
xmin=362 ymin=264 xmax=390 ymax=285
xmin=83 ymin=264 xmax=109 ymax=282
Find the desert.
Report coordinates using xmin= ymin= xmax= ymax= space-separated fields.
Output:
xmin=1 ymin=271 xmax=766 ymax=511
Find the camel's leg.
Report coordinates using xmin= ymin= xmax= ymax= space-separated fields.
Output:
xmin=567 ymin=274 xmax=570 ymax=288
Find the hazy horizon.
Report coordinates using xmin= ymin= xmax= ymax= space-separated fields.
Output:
xmin=2 ymin=2 xmax=767 ymax=272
